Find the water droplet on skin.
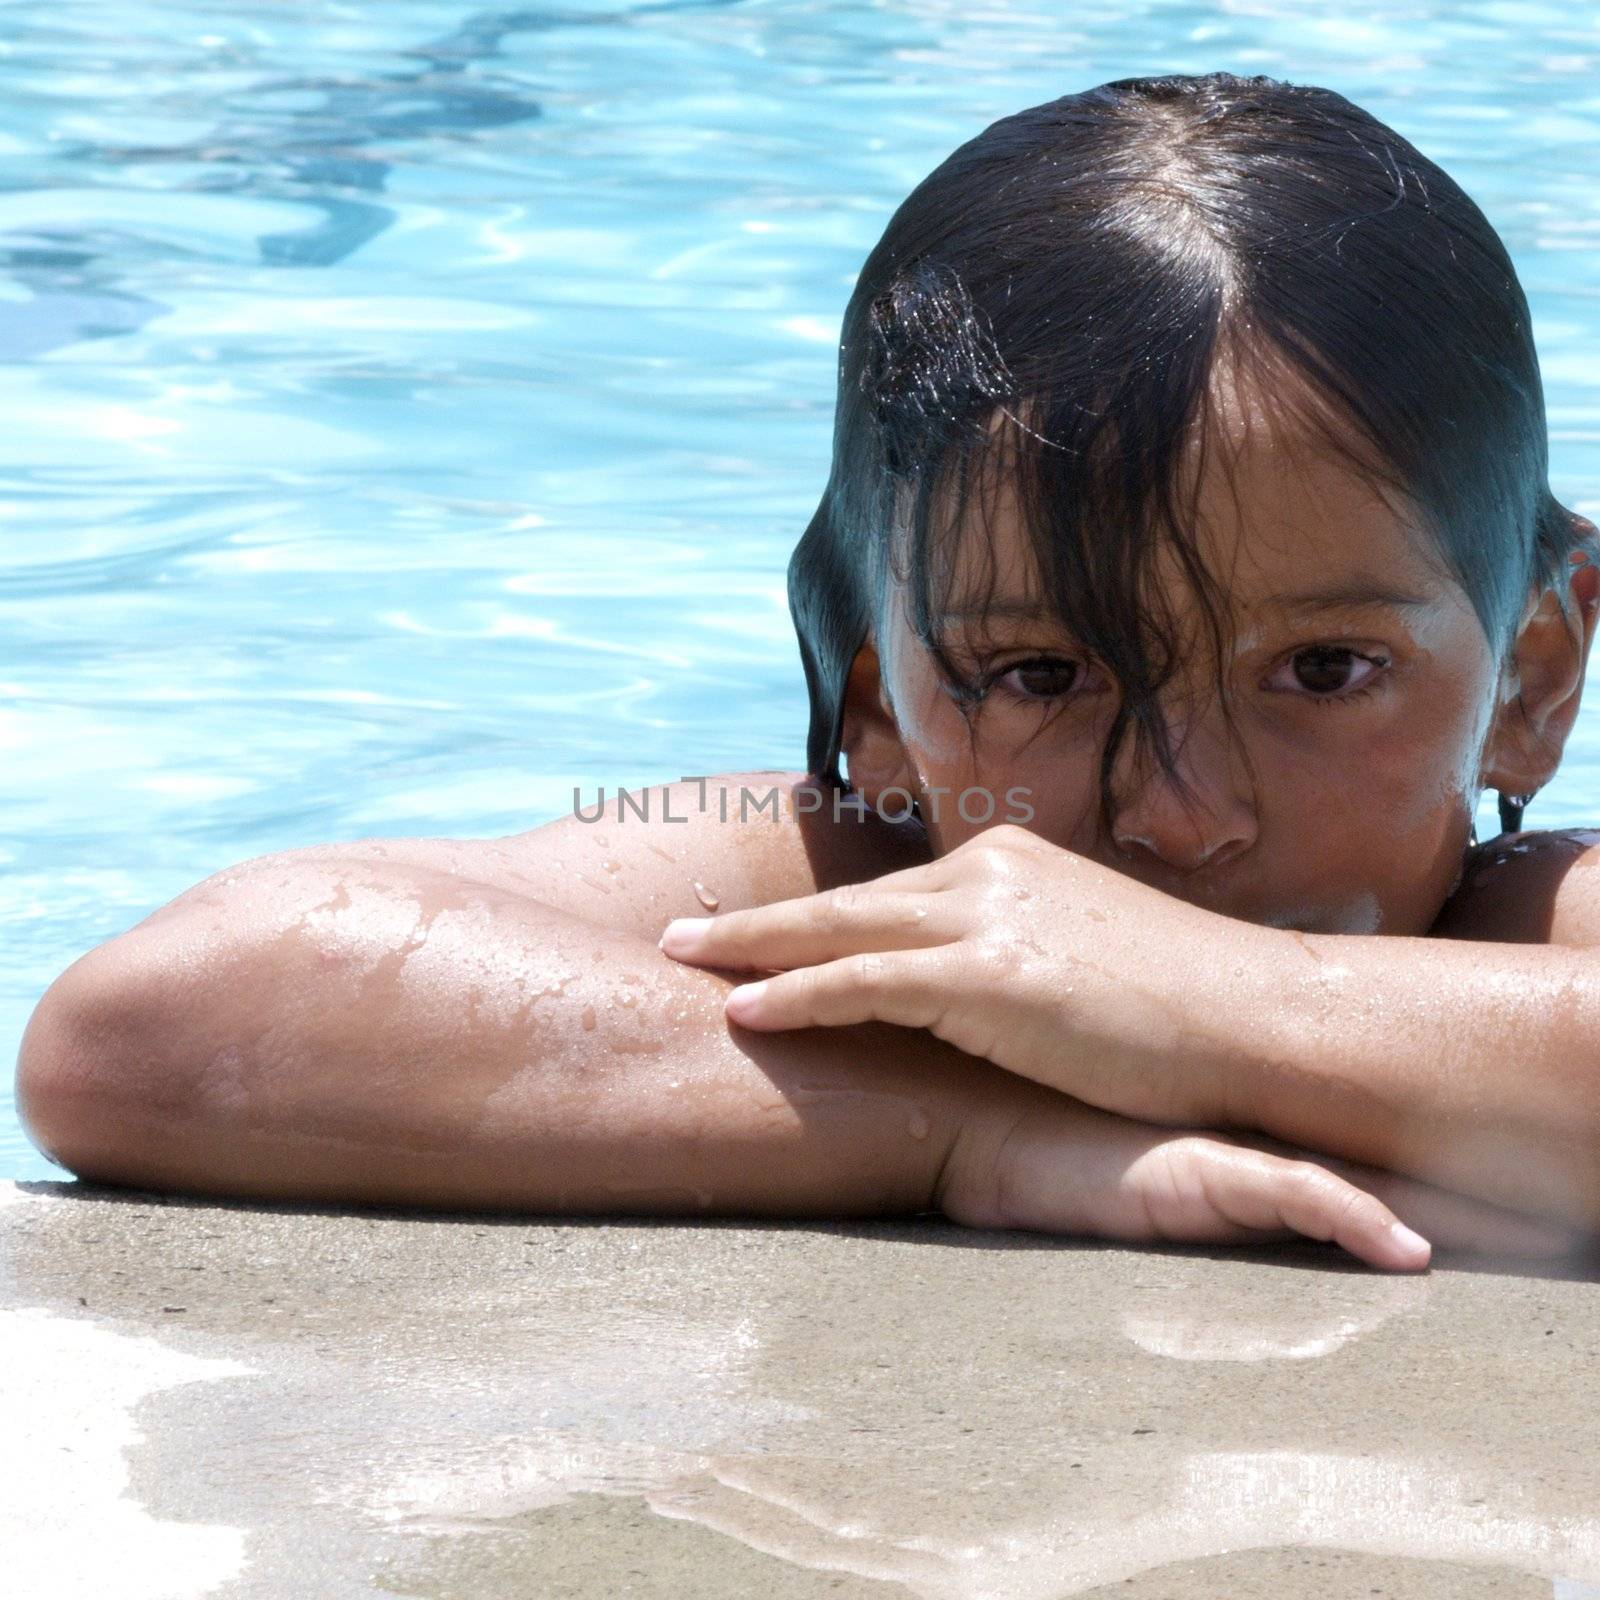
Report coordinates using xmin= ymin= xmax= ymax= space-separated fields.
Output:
xmin=693 ymin=881 xmax=721 ymax=911
xmin=618 ymin=992 xmax=637 ymax=1009
xmin=581 ymin=1006 xmax=597 ymax=1031
xmin=907 ymin=1109 xmax=931 ymax=1140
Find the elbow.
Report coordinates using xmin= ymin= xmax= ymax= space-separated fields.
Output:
xmin=15 ymin=974 xmax=95 ymax=1175
xmin=15 ymin=956 xmax=162 ymax=1184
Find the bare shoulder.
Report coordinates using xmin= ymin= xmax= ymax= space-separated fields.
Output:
xmin=485 ymin=771 xmax=933 ymax=939
xmin=221 ymin=771 xmax=928 ymax=944
xmin=1429 ymin=828 xmax=1600 ymax=947
xmin=121 ymin=772 xmax=931 ymax=949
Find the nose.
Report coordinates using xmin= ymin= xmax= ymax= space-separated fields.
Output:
xmin=1107 ymin=696 xmax=1257 ymax=876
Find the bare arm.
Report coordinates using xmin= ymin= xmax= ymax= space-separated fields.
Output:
xmin=1205 ymin=834 xmax=1600 ymax=1224
xmin=1220 ymin=924 xmax=1600 ymax=1227
xmin=16 ymin=846 xmax=1572 ymax=1265
xmin=645 ymin=817 xmax=1600 ymax=1233
xmin=15 ymin=856 xmax=974 ymax=1214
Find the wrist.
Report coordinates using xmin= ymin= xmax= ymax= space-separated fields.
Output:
xmin=933 ymin=1096 xmax=1015 ymax=1228
xmin=805 ymin=1021 xmax=999 ymax=1216
xmin=1184 ymin=918 xmax=1289 ymax=1132
xmin=935 ymin=1075 xmax=1096 ymax=1230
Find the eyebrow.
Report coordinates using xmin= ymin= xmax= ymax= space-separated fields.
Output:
xmin=939 ymin=579 xmax=1433 ymax=625
xmin=1252 ymin=579 xmax=1433 ymax=615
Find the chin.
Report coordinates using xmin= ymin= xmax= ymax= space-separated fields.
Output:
xmin=1253 ymin=893 xmax=1384 ymax=935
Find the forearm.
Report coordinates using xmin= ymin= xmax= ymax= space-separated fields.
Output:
xmin=1215 ymin=926 xmax=1600 ymax=1224
xmin=17 ymin=860 xmax=980 ymax=1215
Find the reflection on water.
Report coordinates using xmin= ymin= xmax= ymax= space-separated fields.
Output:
xmin=362 ymin=1267 xmax=1590 ymax=1597
xmin=314 ymin=1242 xmax=1600 ymax=1599
xmin=1119 ymin=1264 xmax=1430 ymax=1361
xmin=372 ymin=1435 xmax=1600 ymax=1597
xmin=1 ymin=4 xmax=1598 ymax=1205
xmin=673 ymin=1449 xmax=1600 ymax=1597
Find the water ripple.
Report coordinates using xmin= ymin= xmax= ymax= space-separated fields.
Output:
xmin=3 ymin=0 xmax=1599 ymax=1173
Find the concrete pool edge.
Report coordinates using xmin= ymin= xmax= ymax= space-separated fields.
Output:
xmin=5 ymin=1178 xmax=1600 ymax=1598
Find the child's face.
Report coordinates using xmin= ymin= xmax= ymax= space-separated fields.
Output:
xmin=853 ymin=377 xmax=1588 ymax=936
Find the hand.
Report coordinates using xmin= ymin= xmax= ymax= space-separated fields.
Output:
xmin=939 ymin=1086 xmax=1578 ymax=1271
xmin=659 ymin=823 xmax=1255 ymax=1126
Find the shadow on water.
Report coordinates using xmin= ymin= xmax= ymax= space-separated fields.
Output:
xmin=0 ymin=2 xmax=749 ymax=359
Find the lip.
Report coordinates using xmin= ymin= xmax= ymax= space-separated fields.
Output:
xmin=1244 ymin=895 xmax=1384 ymax=935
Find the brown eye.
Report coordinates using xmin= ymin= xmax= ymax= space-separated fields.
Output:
xmin=1267 ymin=645 xmax=1390 ymax=701
xmin=996 ymin=657 xmax=1082 ymax=699
xmin=1294 ymin=647 xmax=1358 ymax=694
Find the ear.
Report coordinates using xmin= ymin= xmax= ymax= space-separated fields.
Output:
xmin=1480 ymin=527 xmax=1600 ymax=797
xmin=839 ymin=639 xmax=918 ymax=806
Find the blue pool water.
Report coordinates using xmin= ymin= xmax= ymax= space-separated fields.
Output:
xmin=3 ymin=2 xmax=1598 ymax=1179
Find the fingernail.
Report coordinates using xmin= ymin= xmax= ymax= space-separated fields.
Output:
xmin=726 ymin=979 xmax=768 ymax=1013
xmin=659 ymin=916 xmax=712 ymax=951
xmin=1389 ymin=1221 xmax=1430 ymax=1261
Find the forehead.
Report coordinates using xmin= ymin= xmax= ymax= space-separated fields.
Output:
xmin=938 ymin=355 xmax=1461 ymax=617
xmin=1182 ymin=359 xmax=1443 ymax=595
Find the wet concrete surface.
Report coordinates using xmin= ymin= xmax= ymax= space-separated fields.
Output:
xmin=4 ymin=1178 xmax=1600 ymax=1599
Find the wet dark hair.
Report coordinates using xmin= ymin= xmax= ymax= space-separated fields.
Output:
xmin=787 ymin=71 xmax=1597 ymax=837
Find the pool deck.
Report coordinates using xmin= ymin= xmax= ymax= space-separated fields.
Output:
xmin=4 ymin=1178 xmax=1600 ymax=1599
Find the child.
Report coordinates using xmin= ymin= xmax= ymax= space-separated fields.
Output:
xmin=17 ymin=72 xmax=1600 ymax=1272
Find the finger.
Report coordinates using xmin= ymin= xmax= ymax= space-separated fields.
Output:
xmin=1205 ymin=1137 xmax=1579 ymax=1260
xmin=1296 ymin=1155 xmax=1581 ymax=1259
xmin=658 ymin=880 xmax=949 ymax=972
xmin=1197 ymin=1146 xmax=1431 ymax=1272
xmin=721 ymin=946 xmax=953 ymax=1033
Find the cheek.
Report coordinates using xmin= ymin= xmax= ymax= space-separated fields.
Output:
xmin=1273 ymin=628 xmax=1494 ymax=831
xmin=1271 ymin=712 xmax=1470 ymax=842
xmin=1259 ymin=891 xmax=1386 ymax=935
xmin=1263 ymin=689 xmax=1488 ymax=933
xmin=891 ymin=681 xmax=1103 ymax=851
xmin=1371 ymin=676 xmax=1494 ymax=838
xmin=1386 ymin=614 xmax=1502 ymax=818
